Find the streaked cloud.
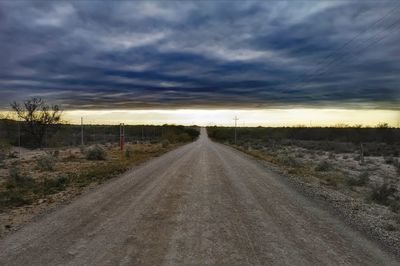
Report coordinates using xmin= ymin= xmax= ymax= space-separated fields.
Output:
xmin=0 ymin=0 xmax=399 ymax=110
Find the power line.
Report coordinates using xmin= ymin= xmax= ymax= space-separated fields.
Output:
xmin=285 ymin=4 xmax=400 ymax=92
xmin=304 ymin=4 xmax=400 ymax=75
xmin=295 ymin=15 xmax=400 ymax=91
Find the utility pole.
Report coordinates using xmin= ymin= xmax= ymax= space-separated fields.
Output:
xmin=234 ymin=116 xmax=239 ymax=145
xmin=81 ymin=117 xmax=84 ymax=146
xmin=120 ymin=123 xmax=125 ymax=151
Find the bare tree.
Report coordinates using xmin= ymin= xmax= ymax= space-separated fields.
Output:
xmin=11 ymin=97 xmax=62 ymax=147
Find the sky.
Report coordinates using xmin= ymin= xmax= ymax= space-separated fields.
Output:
xmin=0 ymin=0 xmax=399 ymax=126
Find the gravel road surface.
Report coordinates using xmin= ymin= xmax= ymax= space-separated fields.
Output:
xmin=0 ymin=128 xmax=398 ymax=265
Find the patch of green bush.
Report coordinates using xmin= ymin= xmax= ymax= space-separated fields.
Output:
xmin=177 ymin=133 xmax=191 ymax=142
xmin=0 ymin=190 xmax=31 ymax=207
xmin=86 ymin=145 xmax=106 ymax=160
xmin=393 ymin=159 xmax=400 ymax=176
xmin=161 ymin=139 xmax=170 ymax=148
xmin=0 ymin=168 xmax=73 ymax=210
xmin=390 ymin=201 xmax=400 ymax=213
xmin=370 ymin=183 xmax=399 ymax=208
xmin=347 ymin=172 xmax=369 ymax=186
xmin=0 ymin=140 xmax=9 ymax=164
xmin=277 ymin=154 xmax=300 ymax=167
xmin=42 ymin=175 xmax=69 ymax=194
xmin=324 ymin=176 xmax=339 ymax=187
xmin=0 ymin=139 xmax=11 ymax=161
xmin=0 ymin=152 xmax=5 ymax=164
xmin=79 ymin=145 xmax=86 ymax=154
xmin=71 ymin=161 xmax=127 ymax=187
xmin=53 ymin=149 xmax=60 ymax=158
xmin=0 ymin=168 xmax=36 ymax=208
xmin=8 ymin=151 xmax=18 ymax=159
xmin=384 ymin=156 xmax=394 ymax=165
xmin=36 ymin=154 xmax=56 ymax=171
xmin=125 ymin=146 xmax=134 ymax=158
xmin=7 ymin=167 xmax=35 ymax=188
xmin=315 ymin=161 xmax=333 ymax=172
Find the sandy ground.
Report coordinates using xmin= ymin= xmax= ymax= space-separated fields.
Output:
xmin=0 ymin=129 xmax=398 ymax=265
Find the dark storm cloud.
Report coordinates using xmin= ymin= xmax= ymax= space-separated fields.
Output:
xmin=0 ymin=0 xmax=399 ymax=110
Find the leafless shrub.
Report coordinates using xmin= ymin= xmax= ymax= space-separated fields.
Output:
xmin=11 ymin=97 xmax=62 ymax=147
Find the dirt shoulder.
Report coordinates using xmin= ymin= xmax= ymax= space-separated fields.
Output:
xmin=222 ymin=143 xmax=400 ymax=258
xmin=0 ymin=141 xmax=184 ymax=237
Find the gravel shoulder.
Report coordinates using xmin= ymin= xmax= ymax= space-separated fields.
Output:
xmin=0 ymin=129 xmax=398 ymax=265
xmin=225 ymin=143 xmax=400 ymax=259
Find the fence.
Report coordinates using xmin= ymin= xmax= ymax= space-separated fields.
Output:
xmin=0 ymin=119 xmax=193 ymax=149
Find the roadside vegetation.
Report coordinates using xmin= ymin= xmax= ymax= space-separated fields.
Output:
xmin=208 ymin=126 xmax=400 ymax=233
xmin=0 ymin=97 xmax=199 ymax=234
xmin=0 ymin=143 xmax=179 ymax=209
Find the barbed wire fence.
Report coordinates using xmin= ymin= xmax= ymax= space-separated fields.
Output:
xmin=0 ymin=118 xmax=169 ymax=153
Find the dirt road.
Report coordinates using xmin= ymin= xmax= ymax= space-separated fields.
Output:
xmin=0 ymin=128 xmax=398 ymax=265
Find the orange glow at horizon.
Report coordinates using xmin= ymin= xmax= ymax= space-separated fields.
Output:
xmin=56 ymin=108 xmax=400 ymax=127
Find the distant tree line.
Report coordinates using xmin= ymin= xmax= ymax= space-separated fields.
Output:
xmin=207 ymin=126 xmax=399 ymax=145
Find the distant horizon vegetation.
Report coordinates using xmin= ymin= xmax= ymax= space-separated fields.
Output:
xmin=1 ymin=110 xmax=398 ymax=128
xmin=0 ymin=116 xmax=397 ymax=129
xmin=0 ymin=113 xmax=397 ymax=129
xmin=0 ymin=98 xmax=398 ymax=157
xmin=0 ymin=97 xmax=398 ymax=130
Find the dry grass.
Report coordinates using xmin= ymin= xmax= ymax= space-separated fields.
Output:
xmin=231 ymin=141 xmax=399 ymax=196
xmin=0 ymin=142 xmax=181 ymax=212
